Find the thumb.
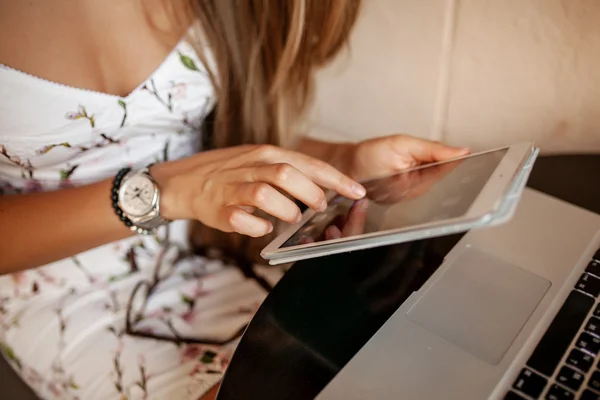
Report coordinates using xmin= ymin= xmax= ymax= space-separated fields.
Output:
xmin=433 ymin=144 xmax=471 ymax=161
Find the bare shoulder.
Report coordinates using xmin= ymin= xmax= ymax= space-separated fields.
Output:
xmin=0 ymin=0 xmax=193 ymax=97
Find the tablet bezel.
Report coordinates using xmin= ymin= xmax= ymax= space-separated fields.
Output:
xmin=261 ymin=141 xmax=534 ymax=260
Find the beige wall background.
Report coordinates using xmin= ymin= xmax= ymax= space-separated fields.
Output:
xmin=308 ymin=0 xmax=600 ymax=154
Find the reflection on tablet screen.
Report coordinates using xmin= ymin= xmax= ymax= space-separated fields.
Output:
xmin=281 ymin=148 xmax=508 ymax=248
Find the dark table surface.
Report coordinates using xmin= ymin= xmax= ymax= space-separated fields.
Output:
xmin=217 ymin=154 xmax=600 ymax=400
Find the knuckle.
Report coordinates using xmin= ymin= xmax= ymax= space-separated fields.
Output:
xmin=200 ymin=177 xmax=216 ymax=194
xmin=272 ymin=163 xmax=293 ymax=183
xmin=254 ymin=144 xmax=279 ymax=160
xmin=250 ymin=183 xmax=270 ymax=204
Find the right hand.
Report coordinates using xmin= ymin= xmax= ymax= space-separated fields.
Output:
xmin=153 ymin=145 xmax=367 ymax=237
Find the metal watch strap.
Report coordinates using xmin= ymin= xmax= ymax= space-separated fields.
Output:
xmin=111 ymin=167 xmax=168 ymax=235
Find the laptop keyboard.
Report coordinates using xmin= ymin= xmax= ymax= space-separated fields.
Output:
xmin=506 ymin=248 xmax=600 ymax=400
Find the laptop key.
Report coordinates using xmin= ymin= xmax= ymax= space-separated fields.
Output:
xmin=576 ymin=273 xmax=600 ymax=297
xmin=586 ymin=317 xmax=600 ymax=335
xmin=545 ymin=384 xmax=574 ymax=400
xmin=513 ymin=368 xmax=547 ymax=398
xmin=595 ymin=303 xmax=600 ymax=318
xmin=505 ymin=391 xmax=528 ymax=400
xmin=588 ymin=370 xmax=600 ymax=391
xmin=555 ymin=366 xmax=584 ymax=391
xmin=582 ymin=389 xmax=600 ymax=400
xmin=527 ymin=290 xmax=593 ymax=376
xmin=566 ymin=348 xmax=594 ymax=372
xmin=577 ymin=332 xmax=600 ymax=355
xmin=587 ymin=260 xmax=600 ymax=277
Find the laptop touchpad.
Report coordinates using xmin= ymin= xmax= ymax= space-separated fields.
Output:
xmin=406 ymin=247 xmax=551 ymax=365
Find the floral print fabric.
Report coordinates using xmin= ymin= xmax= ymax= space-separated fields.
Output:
xmin=0 ymin=40 xmax=283 ymax=399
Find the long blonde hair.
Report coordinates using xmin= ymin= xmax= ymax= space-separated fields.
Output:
xmin=187 ymin=0 xmax=362 ymax=261
xmin=193 ymin=0 xmax=362 ymax=148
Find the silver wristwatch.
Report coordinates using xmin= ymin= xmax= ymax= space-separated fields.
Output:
xmin=117 ymin=168 xmax=168 ymax=235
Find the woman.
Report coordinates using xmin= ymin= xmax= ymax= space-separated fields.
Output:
xmin=0 ymin=0 xmax=468 ymax=399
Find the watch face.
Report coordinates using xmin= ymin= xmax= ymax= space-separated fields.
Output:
xmin=119 ymin=174 xmax=157 ymax=217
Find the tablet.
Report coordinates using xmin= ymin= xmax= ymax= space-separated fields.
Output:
xmin=261 ymin=142 xmax=539 ymax=265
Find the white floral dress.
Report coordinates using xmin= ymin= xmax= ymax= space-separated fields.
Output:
xmin=0 ymin=39 xmax=284 ymax=400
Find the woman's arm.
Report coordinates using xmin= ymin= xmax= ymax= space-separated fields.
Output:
xmin=0 ymin=145 xmax=364 ymax=275
xmin=0 ymin=153 xmax=218 ymax=274
xmin=0 ymin=179 xmax=133 ymax=274
xmin=0 ymin=159 xmax=189 ymax=274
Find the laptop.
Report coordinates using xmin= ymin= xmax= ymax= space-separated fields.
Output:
xmin=316 ymin=188 xmax=600 ymax=400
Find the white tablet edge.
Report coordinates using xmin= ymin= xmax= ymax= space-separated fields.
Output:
xmin=265 ymin=147 xmax=538 ymax=265
xmin=261 ymin=141 xmax=535 ymax=261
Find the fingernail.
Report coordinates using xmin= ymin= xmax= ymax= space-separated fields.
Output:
xmin=353 ymin=183 xmax=366 ymax=198
xmin=267 ymin=224 xmax=273 ymax=234
xmin=294 ymin=213 xmax=303 ymax=223
xmin=319 ymin=199 xmax=327 ymax=211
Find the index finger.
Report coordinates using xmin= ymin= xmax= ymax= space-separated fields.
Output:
xmin=391 ymin=136 xmax=470 ymax=164
xmin=283 ymin=152 xmax=367 ymax=200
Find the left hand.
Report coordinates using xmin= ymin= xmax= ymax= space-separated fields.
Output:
xmin=343 ymin=135 xmax=470 ymax=181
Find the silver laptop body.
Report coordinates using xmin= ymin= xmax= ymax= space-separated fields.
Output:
xmin=317 ymin=188 xmax=600 ymax=400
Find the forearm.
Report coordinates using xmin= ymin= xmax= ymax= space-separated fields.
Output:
xmin=0 ymin=179 xmax=133 ymax=274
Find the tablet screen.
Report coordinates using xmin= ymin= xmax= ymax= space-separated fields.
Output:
xmin=281 ymin=148 xmax=508 ymax=248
